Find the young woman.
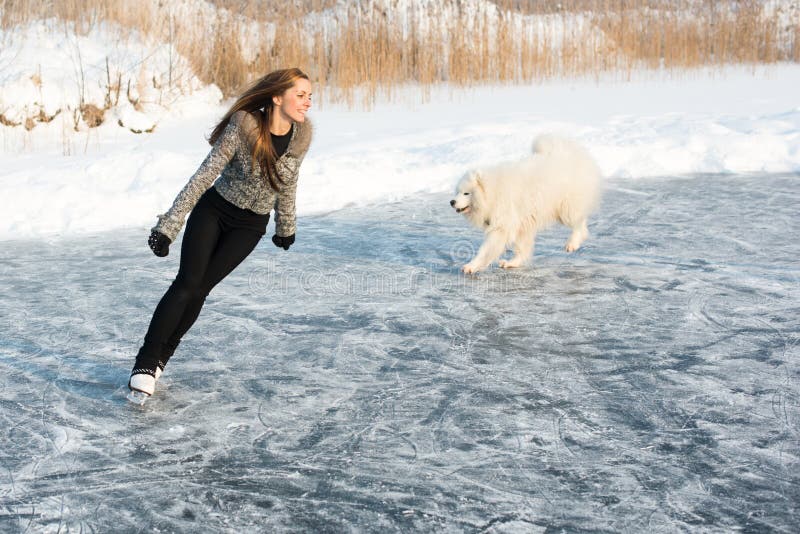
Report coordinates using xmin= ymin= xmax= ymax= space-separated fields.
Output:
xmin=128 ymin=68 xmax=313 ymax=401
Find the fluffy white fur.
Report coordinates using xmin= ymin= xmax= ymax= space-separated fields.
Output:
xmin=451 ymin=135 xmax=601 ymax=274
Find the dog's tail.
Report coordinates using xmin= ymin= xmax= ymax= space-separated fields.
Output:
xmin=532 ymin=134 xmax=573 ymax=156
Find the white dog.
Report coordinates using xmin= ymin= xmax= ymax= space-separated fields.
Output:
xmin=451 ymin=135 xmax=601 ymax=274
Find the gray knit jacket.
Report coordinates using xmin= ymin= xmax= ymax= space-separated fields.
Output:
xmin=153 ymin=110 xmax=313 ymax=242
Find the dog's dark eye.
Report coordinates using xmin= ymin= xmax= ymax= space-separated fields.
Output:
xmin=463 ymin=192 xmax=470 ymax=195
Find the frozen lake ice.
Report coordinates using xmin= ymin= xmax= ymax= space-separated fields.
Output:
xmin=1 ymin=173 xmax=798 ymax=532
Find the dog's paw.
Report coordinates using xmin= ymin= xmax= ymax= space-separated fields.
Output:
xmin=498 ymin=259 xmax=521 ymax=269
xmin=565 ymin=241 xmax=581 ymax=253
xmin=462 ymin=263 xmax=480 ymax=274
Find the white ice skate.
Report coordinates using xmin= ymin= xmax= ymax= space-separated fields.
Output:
xmin=127 ymin=367 xmax=162 ymax=405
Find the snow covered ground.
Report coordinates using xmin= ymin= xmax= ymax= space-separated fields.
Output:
xmin=1 ymin=64 xmax=800 ymax=240
xmin=1 ymin=172 xmax=798 ymax=531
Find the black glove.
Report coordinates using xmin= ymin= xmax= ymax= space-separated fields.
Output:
xmin=148 ymin=230 xmax=171 ymax=257
xmin=271 ymin=234 xmax=295 ymax=251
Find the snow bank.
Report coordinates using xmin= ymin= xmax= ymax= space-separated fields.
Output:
xmin=0 ymin=18 xmax=220 ymax=138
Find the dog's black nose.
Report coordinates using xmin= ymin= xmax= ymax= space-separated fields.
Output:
xmin=450 ymin=199 xmax=455 ymax=207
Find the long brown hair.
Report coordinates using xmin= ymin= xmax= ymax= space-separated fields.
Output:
xmin=209 ymin=68 xmax=309 ymax=191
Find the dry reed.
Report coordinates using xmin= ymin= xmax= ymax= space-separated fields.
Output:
xmin=1 ymin=0 xmax=797 ymax=106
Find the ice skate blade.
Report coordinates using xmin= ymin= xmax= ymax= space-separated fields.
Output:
xmin=127 ymin=390 xmax=150 ymax=405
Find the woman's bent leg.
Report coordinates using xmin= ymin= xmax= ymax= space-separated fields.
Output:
xmin=133 ymin=200 xmax=221 ymax=375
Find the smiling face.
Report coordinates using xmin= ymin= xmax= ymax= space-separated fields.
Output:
xmin=450 ymin=172 xmax=481 ymax=215
xmin=273 ymin=77 xmax=312 ymax=123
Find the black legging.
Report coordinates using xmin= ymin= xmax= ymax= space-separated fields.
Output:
xmin=134 ymin=188 xmax=268 ymax=372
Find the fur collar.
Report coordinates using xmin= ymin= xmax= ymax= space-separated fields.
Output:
xmin=239 ymin=111 xmax=313 ymax=158
xmin=287 ymin=118 xmax=313 ymax=158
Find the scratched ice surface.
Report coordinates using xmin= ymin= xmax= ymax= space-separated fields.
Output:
xmin=1 ymin=174 xmax=798 ymax=533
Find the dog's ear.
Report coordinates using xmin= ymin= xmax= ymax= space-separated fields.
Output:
xmin=473 ymin=172 xmax=486 ymax=194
